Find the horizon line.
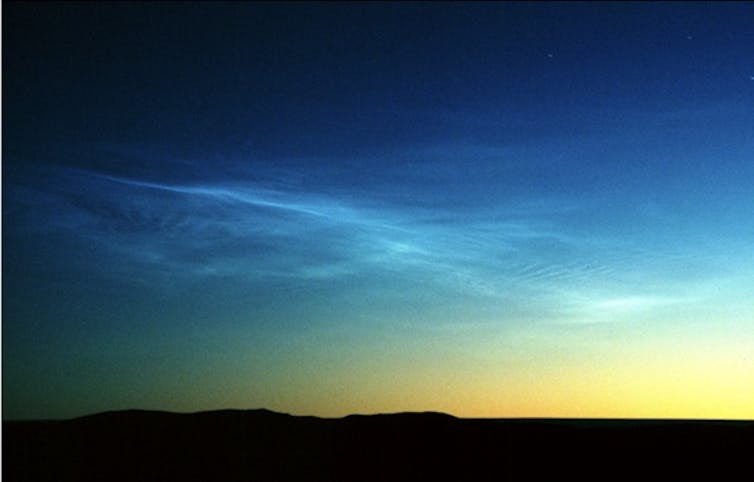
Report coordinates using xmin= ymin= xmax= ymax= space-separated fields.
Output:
xmin=5 ymin=407 xmax=753 ymax=423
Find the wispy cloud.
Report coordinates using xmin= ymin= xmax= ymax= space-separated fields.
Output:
xmin=555 ymin=294 xmax=687 ymax=324
xmin=12 ymin=165 xmax=584 ymax=292
xmin=9 ymin=148 xmax=735 ymax=325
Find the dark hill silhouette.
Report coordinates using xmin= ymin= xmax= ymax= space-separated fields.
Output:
xmin=4 ymin=409 xmax=753 ymax=481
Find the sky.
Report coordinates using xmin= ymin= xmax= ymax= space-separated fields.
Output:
xmin=3 ymin=2 xmax=754 ymax=420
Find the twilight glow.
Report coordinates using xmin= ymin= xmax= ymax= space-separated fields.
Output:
xmin=4 ymin=3 xmax=754 ymax=420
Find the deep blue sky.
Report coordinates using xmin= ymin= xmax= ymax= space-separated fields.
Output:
xmin=4 ymin=3 xmax=754 ymax=419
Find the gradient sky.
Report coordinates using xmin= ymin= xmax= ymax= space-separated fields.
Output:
xmin=3 ymin=2 xmax=754 ymax=420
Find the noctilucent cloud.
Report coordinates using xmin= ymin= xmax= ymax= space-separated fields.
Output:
xmin=4 ymin=3 xmax=754 ymax=420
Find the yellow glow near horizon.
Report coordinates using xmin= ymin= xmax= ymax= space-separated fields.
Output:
xmin=229 ymin=320 xmax=753 ymax=420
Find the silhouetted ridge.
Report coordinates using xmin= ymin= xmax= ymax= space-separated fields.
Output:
xmin=73 ymin=407 xmax=291 ymax=421
xmin=73 ymin=409 xmax=179 ymax=421
xmin=4 ymin=409 xmax=753 ymax=481
xmin=344 ymin=410 xmax=457 ymax=419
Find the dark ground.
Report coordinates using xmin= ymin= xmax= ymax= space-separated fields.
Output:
xmin=4 ymin=409 xmax=753 ymax=481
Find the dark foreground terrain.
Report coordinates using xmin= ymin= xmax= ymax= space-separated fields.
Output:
xmin=4 ymin=409 xmax=753 ymax=481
